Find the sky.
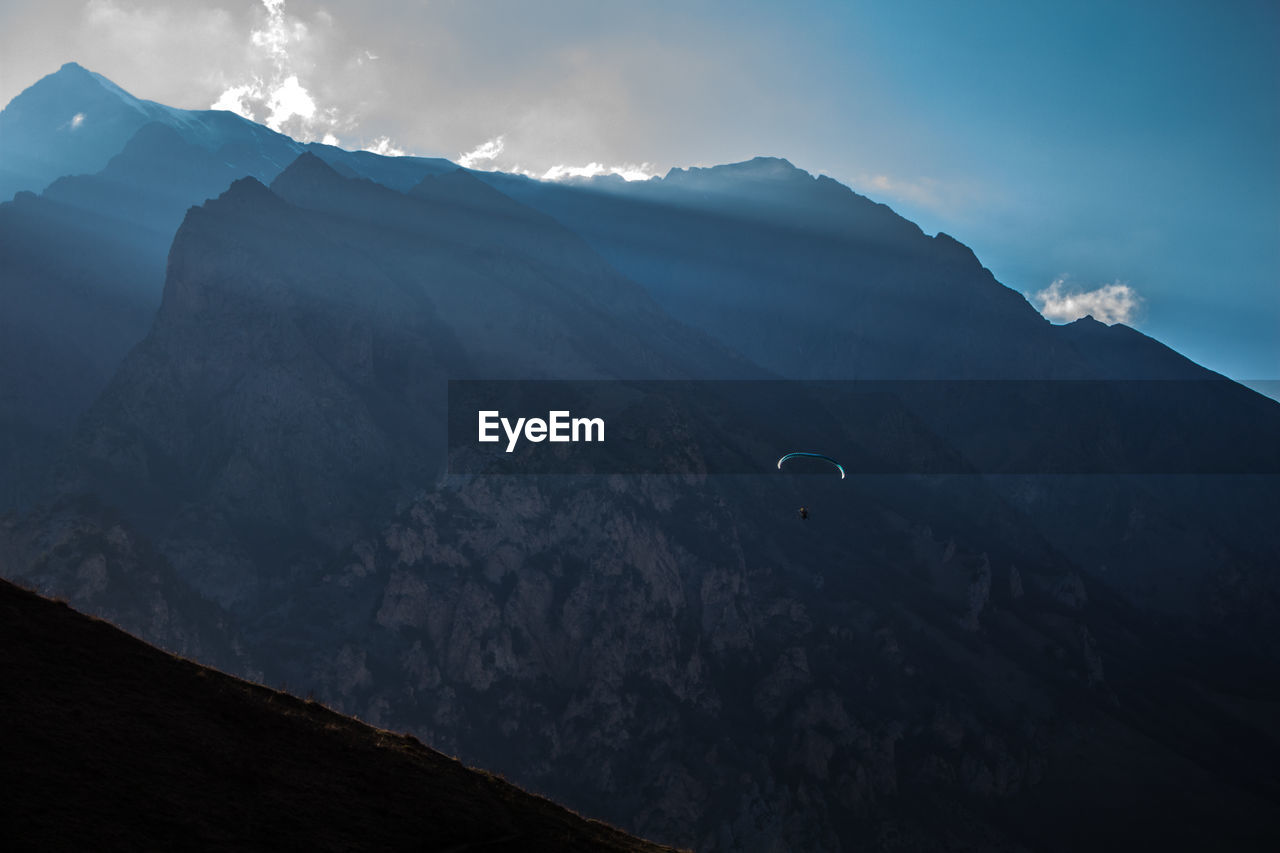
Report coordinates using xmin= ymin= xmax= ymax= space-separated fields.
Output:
xmin=1 ymin=0 xmax=1276 ymax=383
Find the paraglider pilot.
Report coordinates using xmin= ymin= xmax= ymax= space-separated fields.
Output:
xmin=798 ymin=506 xmax=809 ymax=521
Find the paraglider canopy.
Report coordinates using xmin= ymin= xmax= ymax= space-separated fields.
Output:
xmin=776 ymin=452 xmax=846 ymax=479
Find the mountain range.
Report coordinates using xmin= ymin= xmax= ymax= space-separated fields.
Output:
xmin=2 ymin=63 xmax=1278 ymax=851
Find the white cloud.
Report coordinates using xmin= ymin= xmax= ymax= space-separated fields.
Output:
xmin=1033 ymin=278 xmax=1142 ymax=325
xmin=455 ymin=134 xmax=653 ymax=181
xmin=362 ymin=136 xmax=405 ymax=156
xmin=75 ymin=1 xmax=241 ymax=111
xmin=458 ymin=135 xmax=505 ymax=168
xmin=208 ymin=0 xmax=347 ymax=144
xmin=857 ymin=171 xmax=990 ymax=219
xmin=210 ymin=83 xmax=258 ymax=120
xmin=865 ymin=173 xmax=939 ymax=206
xmin=265 ymin=73 xmax=316 ymax=127
xmin=70 ymin=112 xmax=85 ymax=129
xmin=539 ymin=161 xmax=654 ymax=182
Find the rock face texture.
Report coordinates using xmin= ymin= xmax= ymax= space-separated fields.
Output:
xmin=2 ymin=66 xmax=1280 ymax=853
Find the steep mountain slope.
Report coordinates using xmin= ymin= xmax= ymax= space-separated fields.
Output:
xmin=0 ymin=496 xmax=246 ymax=675
xmin=288 ymin=476 xmax=1280 ymax=852
xmin=0 ymin=66 xmax=455 ymax=495
xmin=0 ymin=187 xmax=163 ymax=508
xmin=0 ymin=62 xmax=300 ymax=512
xmin=480 ymin=159 xmax=1280 ymax=644
xmin=304 ymin=140 xmax=459 ymax=191
xmin=482 ymin=158 xmax=1086 ymax=380
xmin=0 ymin=577 xmax=679 ymax=853
xmin=62 ymin=155 xmax=755 ymax=609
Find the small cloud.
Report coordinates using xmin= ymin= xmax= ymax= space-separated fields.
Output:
xmin=1033 ymin=277 xmax=1142 ymax=325
xmin=539 ymin=161 xmax=654 ymax=182
xmin=864 ymin=173 xmax=944 ymax=209
xmin=458 ymin=136 xmax=505 ymax=169
xmin=70 ymin=112 xmax=86 ymax=129
xmin=266 ymin=74 xmax=316 ymax=128
xmin=210 ymin=83 xmax=258 ymax=120
xmin=362 ymin=136 xmax=405 ymax=156
xmin=321 ymin=132 xmax=340 ymax=146
xmin=858 ymin=171 xmax=990 ymax=219
xmin=456 ymin=135 xmax=654 ymax=182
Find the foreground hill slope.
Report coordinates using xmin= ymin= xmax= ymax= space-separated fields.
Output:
xmin=0 ymin=577 xmax=679 ymax=853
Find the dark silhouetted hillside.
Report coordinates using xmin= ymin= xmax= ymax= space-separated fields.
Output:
xmin=0 ymin=576 xmax=682 ymax=853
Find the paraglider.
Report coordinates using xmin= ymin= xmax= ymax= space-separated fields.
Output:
xmin=776 ymin=452 xmax=846 ymax=479
xmin=777 ymin=452 xmax=844 ymax=521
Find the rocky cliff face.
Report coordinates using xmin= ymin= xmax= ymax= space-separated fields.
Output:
xmin=0 ymin=498 xmax=248 ymax=676
xmin=141 ymin=467 xmax=1271 ymax=851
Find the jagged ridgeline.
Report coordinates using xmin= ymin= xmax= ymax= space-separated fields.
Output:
xmin=1 ymin=63 xmax=1278 ymax=852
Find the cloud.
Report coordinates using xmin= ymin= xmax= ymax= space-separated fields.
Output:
xmin=362 ymin=136 xmax=405 ymax=156
xmin=858 ymin=172 xmax=989 ymax=219
xmin=72 ymin=1 xmax=242 ymax=110
xmin=70 ymin=112 xmax=85 ymax=129
xmin=458 ymin=136 xmax=505 ymax=168
xmin=1033 ymin=278 xmax=1142 ymax=325
xmin=210 ymin=83 xmax=257 ymax=120
xmin=539 ymin=161 xmax=654 ymax=182
xmin=865 ymin=173 xmax=940 ymax=207
xmin=207 ymin=0 xmax=393 ymax=151
xmin=209 ymin=0 xmax=322 ymax=138
xmin=265 ymin=73 xmax=316 ymax=128
xmin=455 ymin=134 xmax=653 ymax=182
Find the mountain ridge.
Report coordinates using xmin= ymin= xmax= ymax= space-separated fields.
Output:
xmin=0 ymin=62 xmax=303 ymax=200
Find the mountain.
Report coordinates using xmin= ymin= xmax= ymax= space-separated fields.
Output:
xmin=476 ymin=156 xmax=1280 ymax=630
xmin=0 ymin=62 xmax=300 ymax=200
xmin=0 ymin=576 xmax=679 ymax=852
xmin=0 ymin=185 xmax=164 ymax=509
xmin=0 ymin=60 xmax=301 ymax=511
xmin=303 ymin=140 xmax=459 ymax=191
xmin=0 ymin=67 xmax=458 ymax=512
xmin=478 ymin=155 xmax=1275 ymax=386
xmin=59 ymin=154 xmax=755 ymax=611
xmin=0 ymin=61 xmax=460 ymax=202
xmin=478 ymin=157 xmax=1082 ymax=380
xmin=33 ymin=148 xmax=1279 ymax=850
xmin=3 ymin=64 xmax=1280 ymax=852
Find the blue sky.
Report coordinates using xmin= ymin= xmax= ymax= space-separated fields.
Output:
xmin=2 ymin=0 xmax=1276 ymax=381
xmin=828 ymin=0 xmax=1279 ymax=382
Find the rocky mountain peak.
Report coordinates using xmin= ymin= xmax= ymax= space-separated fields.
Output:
xmin=662 ymin=155 xmax=805 ymax=185
xmin=270 ymin=150 xmax=345 ymax=194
